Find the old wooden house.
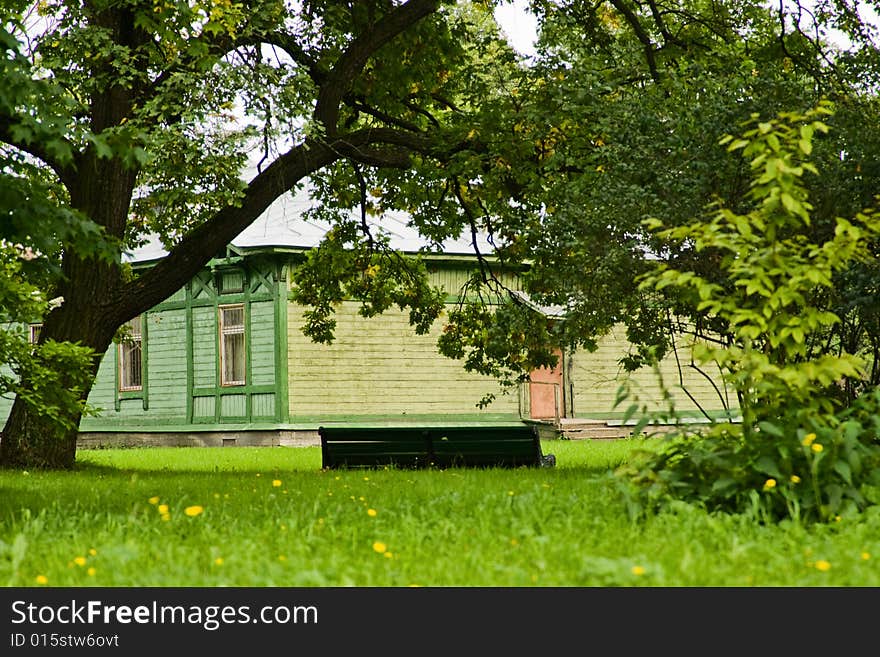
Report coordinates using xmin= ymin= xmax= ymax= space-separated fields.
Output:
xmin=1 ymin=195 xmax=734 ymax=446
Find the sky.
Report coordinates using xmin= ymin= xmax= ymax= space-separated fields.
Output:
xmin=493 ymin=0 xmax=539 ymax=57
xmin=491 ymin=0 xmax=880 ymax=55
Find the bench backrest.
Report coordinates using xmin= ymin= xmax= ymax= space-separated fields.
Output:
xmin=319 ymin=425 xmax=552 ymax=469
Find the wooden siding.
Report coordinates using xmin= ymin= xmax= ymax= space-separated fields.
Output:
xmin=0 ymin=254 xmax=736 ymax=434
xmin=192 ymin=306 xmax=216 ymax=389
xmin=425 ymin=263 xmax=521 ymax=300
xmin=569 ymin=325 xmax=737 ymax=419
xmin=0 ymin=387 xmax=10 ymax=421
xmin=77 ymin=263 xmax=284 ymax=430
xmin=86 ymin=355 xmax=116 ymax=415
xmin=249 ymin=301 xmax=276 ymax=388
xmin=287 ymin=301 xmax=520 ymax=419
xmin=80 ymin=308 xmax=189 ymax=428
xmin=141 ymin=311 xmax=187 ymax=415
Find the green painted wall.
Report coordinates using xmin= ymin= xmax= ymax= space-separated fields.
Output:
xmin=0 ymin=324 xmax=20 ymax=421
xmin=0 ymin=384 xmax=10 ymax=421
xmin=80 ymin=257 xmax=286 ymax=431
xmin=81 ymin=307 xmax=189 ymax=429
xmin=250 ymin=300 xmax=277 ymax=388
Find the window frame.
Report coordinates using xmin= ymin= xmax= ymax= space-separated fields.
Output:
xmin=219 ymin=303 xmax=246 ymax=387
xmin=28 ymin=323 xmax=42 ymax=345
xmin=117 ymin=316 xmax=144 ymax=392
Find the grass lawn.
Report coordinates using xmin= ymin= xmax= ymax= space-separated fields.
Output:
xmin=1 ymin=438 xmax=878 ymax=587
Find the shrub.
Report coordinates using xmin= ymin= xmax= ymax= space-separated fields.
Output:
xmin=618 ymin=102 xmax=880 ymax=523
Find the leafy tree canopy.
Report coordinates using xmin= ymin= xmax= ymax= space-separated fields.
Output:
xmin=406 ymin=0 xmax=880 ymax=403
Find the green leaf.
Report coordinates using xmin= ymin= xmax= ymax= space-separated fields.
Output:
xmin=621 ymin=403 xmax=639 ymax=424
xmin=87 ymin=134 xmax=113 ymax=159
xmin=757 ymin=421 xmax=784 ymax=437
xmin=780 ymin=192 xmax=800 ymax=215
xmin=756 ymin=456 xmax=783 ymax=478
xmin=834 ymin=460 xmax=852 ymax=485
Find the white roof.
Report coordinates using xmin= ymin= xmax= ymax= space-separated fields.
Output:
xmin=126 ymin=187 xmax=488 ymax=264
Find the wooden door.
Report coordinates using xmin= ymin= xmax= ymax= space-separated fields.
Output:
xmin=529 ymin=350 xmax=564 ymax=420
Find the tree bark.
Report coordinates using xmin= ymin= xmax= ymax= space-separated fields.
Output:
xmin=0 ymin=266 xmax=120 ymax=469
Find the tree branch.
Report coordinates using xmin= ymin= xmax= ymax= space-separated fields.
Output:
xmin=0 ymin=118 xmax=77 ymax=188
xmin=314 ymin=0 xmax=441 ymax=134
xmin=609 ymin=0 xmax=661 ymax=83
xmin=112 ymin=124 xmax=436 ymax=321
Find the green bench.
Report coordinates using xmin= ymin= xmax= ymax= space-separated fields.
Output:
xmin=319 ymin=425 xmax=556 ymax=470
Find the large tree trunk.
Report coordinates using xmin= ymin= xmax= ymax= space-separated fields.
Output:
xmin=1 ymin=398 xmax=83 ymax=470
xmin=0 ymin=124 xmax=133 ymax=469
xmin=0 ymin=256 xmax=121 ymax=469
xmin=0 ymin=336 xmax=112 ymax=470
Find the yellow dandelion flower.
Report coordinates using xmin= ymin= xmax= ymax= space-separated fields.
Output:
xmin=88 ymin=548 xmax=97 ymax=556
xmin=35 ymin=575 xmax=48 ymax=585
xmin=835 ymin=515 xmax=842 ymax=522
xmin=359 ymin=496 xmax=365 ymax=501
xmin=367 ymin=508 xmax=377 ymax=517
xmin=148 ymin=496 xmax=160 ymax=505
xmin=508 ymin=490 xmax=515 ymax=496
xmin=763 ymin=478 xmax=777 ymax=490
xmin=815 ymin=560 xmax=831 ymax=571
xmin=790 ymin=475 xmax=801 ymax=484
xmin=861 ymin=552 xmax=871 ymax=560
xmin=87 ymin=567 xmax=96 ymax=577
xmin=802 ymin=433 xmax=817 ymax=446
xmin=363 ymin=477 xmax=369 ymax=481
xmin=184 ymin=505 xmax=203 ymax=517
xmin=510 ymin=538 xmax=519 ymax=546
xmin=811 ymin=443 xmax=824 ymax=453
xmin=272 ymin=479 xmax=282 ymax=487
xmin=383 ymin=551 xmax=393 ymax=559
xmin=161 ymin=513 xmax=171 ymax=522
xmin=73 ymin=556 xmax=86 ymax=567
xmin=214 ymin=558 xmax=224 ymax=566
xmin=372 ymin=541 xmax=387 ymax=554
xmin=631 ymin=566 xmax=646 ymax=576
xmin=157 ymin=504 xmax=169 ymax=514
xmin=278 ymin=555 xmax=287 ymax=562
xmin=256 ymin=473 xmax=261 ymax=477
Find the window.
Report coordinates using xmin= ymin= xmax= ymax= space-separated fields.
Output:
xmin=28 ymin=324 xmax=42 ymax=344
xmin=118 ymin=316 xmax=143 ymax=392
xmin=219 ymin=304 xmax=245 ymax=386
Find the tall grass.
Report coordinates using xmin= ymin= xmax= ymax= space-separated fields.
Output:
xmin=0 ymin=439 xmax=878 ymax=586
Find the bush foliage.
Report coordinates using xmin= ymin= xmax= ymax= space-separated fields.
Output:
xmin=618 ymin=103 xmax=880 ymax=523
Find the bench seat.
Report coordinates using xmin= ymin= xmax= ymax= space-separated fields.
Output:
xmin=319 ymin=425 xmax=556 ymax=470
